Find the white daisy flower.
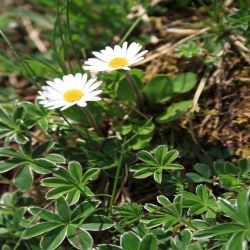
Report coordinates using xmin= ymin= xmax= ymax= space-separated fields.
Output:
xmin=83 ymin=42 xmax=148 ymax=72
xmin=37 ymin=73 xmax=102 ymax=110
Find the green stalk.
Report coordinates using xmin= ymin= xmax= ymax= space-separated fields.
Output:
xmin=124 ymin=71 xmax=144 ymax=110
xmin=82 ymin=107 xmax=103 ymax=136
xmin=109 ymin=143 xmax=126 ymax=215
xmin=14 ymin=200 xmax=55 ymax=250
xmin=66 ymin=0 xmax=83 ymax=72
xmin=0 ymin=30 xmax=39 ymax=88
xmin=56 ymin=0 xmax=73 ymax=73
xmin=119 ymin=17 xmax=141 ymax=46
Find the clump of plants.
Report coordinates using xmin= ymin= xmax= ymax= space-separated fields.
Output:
xmin=0 ymin=0 xmax=249 ymax=250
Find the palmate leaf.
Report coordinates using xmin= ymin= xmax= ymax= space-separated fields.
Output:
xmin=113 ymin=203 xmax=142 ymax=226
xmin=226 ymin=232 xmax=248 ymax=250
xmin=130 ymin=145 xmax=183 ymax=184
xmin=116 ymin=120 xmax=155 ymax=150
xmin=26 ymin=198 xmax=110 ymax=250
xmin=183 ymin=185 xmax=218 ymax=217
xmin=219 ymin=189 xmax=250 ymax=226
xmin=99 ymin=232 xmax=158 ymax=250
xmin=121 ymin=232 xmax=141 ymax=250
xmin=80 ymin=215 xmax=113 ymax=231
xmin=28 ymin=207 xmax=63 ymax=223
xmin=14 ymin=166 xmax=33 ymax=191
xmin=195 ymin=223 xmax=247 ymax=238
xmin=23 ymin=222 xmax=61 ymax=239
xmin=0 ymin=159 xmax=22 ymax=173
xmin=0 ymin=106 xmax=30 ymax=144
xmin=40 ymin=226 xmax=67 ymax=250
xmin=71 ymin=200 xmax=101 ymax=222
xmin=67 ymin=225 xmax=93 ymax=250
xmin=195 ymin=190 xmax=250 ymax=249
xmin=41 ymin=161 xmax=100 ymax=205
xmin=143 ymin=195 xmax=183 ymax=230
xmin=139 ymin=234 xmax=158 ymax=250
xmin=56 ymin=197 xmax=71 ymax=222
xmin=0 ymin=142 xmax=63 ymax=190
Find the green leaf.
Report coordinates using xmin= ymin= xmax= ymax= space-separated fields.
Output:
xmin=0 ymin=159 xmax=22 ymax=173
xmin=0 ymin=147 xmax=27 ymax=159
xmin=117 ymin=76 xmax=136 ymax=103
xmin=186 ymin=173 xmax=208 ymax=183
xmin=157 ymin=195 xmax=172 ymax=208
xmin=133 ymin=168 xmax=154 ymax=179
xmin=15 ymin=166 xmax=33 ymax=191
xmin=162 ymin=163 xmax=184 ymax=170
xmin=219 ymin=198 xmax=241 ymax=222
xmin=32 ymin=141 xmax=55 ymax=158
xmin=41 ymin=177 xmax=71 ymax=187
xmin=13 ymin=207 xmax=25 ymax=227
xmin=13 ymin=106 xmax=26 ymax=121
xmin=68 ymin=161 xmax=82 ymax=182
xmin=155 ymin=145 xmax=167 ymax=165
xmin=172 ymin=72 xmax=197 ymax=93
xmin=46 ymin=186 xmax=73 ymax=199
xmin=82 ymin=168 xmax=100 ymax=183
xmin=138 ymin=151 xmax=157 ymax=165
xmin=226 ymin=232 xmax=247 ymax=250
xmin=236 ymin=189 xmax=249 ymax=225
xmin=33 ymin=158 xmax=58 ymax=172
xmin=157 ymin=100 xmax=193 ymax=124
xmin=98 ymin=245 xmax=122 ymax=250
xmin=23 ymin=222 xmax=60 ymax=239
xmin=40 ymin=226 xmax=67 ymax=250
xmin=162 ymin=150 xmax=179 ymax=164
xmin=28 ymin=207 xmax=63 ymax=223
xmin=81 ymin=215 xmax=113 ymax=231
xmin=139 ymin=233 xmax=158 ymax=250
xmin=30 ymin=162 xmax=52 ymax=174
xmin=121 ymin=232 xmax=141 ymax=250
xmin=0 ymin=108 xmax=15 ymax=128
xmin=66 ymin=190 xmax=81 ymax=206
xmin=14 ymin=132 xmax=29 ymax=144
xmin=144 ymin=74 xmax=173 ymax=104
xmin=45 ymin=154 xmax=66 ymax=164
xmin=194 ymin=163 xmax=211 ymax=179
xmin=67 ymin=225 xmax=93 ymax=250
xmin=71 ymin=200 xmax=100 ymax=222
xmin=153 ymin=169 xmax=162 ymax=183
xmin=56 ymin=197 xmax=71 ymax=222
xmin=239 ymin=159 xmax=250 ymax=175
xmin=195 ymin=223 xmax=246 ymax=238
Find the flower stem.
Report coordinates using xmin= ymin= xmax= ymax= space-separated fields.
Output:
xmin=109 ymin=143 xmax=126 ymax=215
xmin=124 ymin=71 xmax=144 ymax=110
xmin=82 ymin=107 xmax=103 ymax=136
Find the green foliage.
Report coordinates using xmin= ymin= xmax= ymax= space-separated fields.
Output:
xmin=130 ymin=145 xmax=183 ymax=183
xmin=156 ymin=100 xmax=193 ymax=124
xmin=41 ymin=161 xmax=100 ymax=205
xmin=143 ymin=195 xmax=183 ymax=229
xmin=0 ymin=106 xmax=29 ymax=144
xmin=0 ymin=141 xmax=64 ymax=190
xmin=144 ymin=73 xmax=197 ymax=104
xmin=0 ymin=0 xmax=249 ymax=249
xmin=176 ymin=41 xmax=203 ymax=58
xmin=113 ymin=203 xmax=143 ymax=227
xmin=99 ymin=232 xmax=158 ymax=250
xmin=183 ymin=185 xmax=218 ymax=217
xmin=195 ymin=189 xmax=250 ymax=250
xmin=24 ymin=197 xmax=113 ymax=250
xmin=116 ymin=119 xmax=155 ymax=150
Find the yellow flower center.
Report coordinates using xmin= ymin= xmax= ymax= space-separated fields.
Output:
xmin=108 ymin=57 xmax=128 ymax=68
xmin=63 ymin=89 xmax=84 ymax=102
